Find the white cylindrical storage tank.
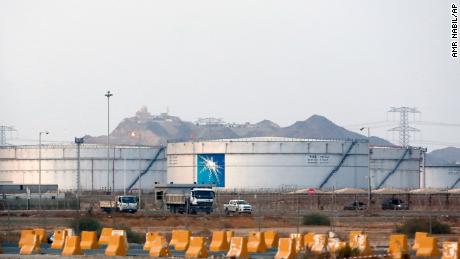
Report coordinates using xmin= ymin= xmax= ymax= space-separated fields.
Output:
xmin=370 ymin=146 xmax=423 ymax=190
xmin=167 ymin=137 xmax=369 ymax=189
xmin=424 ymin=165 xmax=460 ymax=189
xmin=0 ymin=144 xmax=166 ymax=191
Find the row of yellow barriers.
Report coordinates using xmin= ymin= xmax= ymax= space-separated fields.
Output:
xmin=14 ymin=228 xmax=460 ymax=258
xmin=17 ymin=227 xmax=128 ymax=256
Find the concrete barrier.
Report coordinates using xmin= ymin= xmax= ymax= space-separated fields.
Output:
xmin=149 ymin=236 xmax=171 ymax=257
xmin=98 ymin=228 xmax=113 ymax=246
xmin=209 ymin=231 xmax=229 ymax=252
xmin=247 ymin=231 xmax=267 ymax=253
xmin=51 ymin=229 xmax=67 ymax=249
xmin=227 ymin=237 xmax=249 ymax=259
xmin=170 ymin=229 xmax=191 ymax=251
xmin=105 ymin=235 xmax=127 ymax=256
xmin=304 ymin=232 xmax=315 ymax=250
xmin=143 ymin=231 xmax=162 ymax=251
xmin=289 ymin=233 xmax=304 ymax=253
xmin=442 ymin=241 xmax=459 ymax=259
xmin=19 ymin=234 xmax=40 ymax=255
xmin=185 ymin=237 xmax=209 ymax=258
xmin=412 ymin=232 xmax=428 ymax=251
xmin=311 ymin=234 xmax=328 ymax=255
xmin=18 ymin=230 xmax=36 ymax=248
xmin=62 ymin=236 xmax=82 ymax=256
xmin=388 ymin=234 xmax=408 ymax=259
xmin=275 ymin=237 xmax=297 ymax=259
xmin=416 ymin=236 xmax=441 ymax=257
xmin=264 ymin=230 xmax=279 ymax=249
xmin=33 ymin=228 xmax=47 ymax=244
xmin=80 ymin=231 xmax=99 ymax=250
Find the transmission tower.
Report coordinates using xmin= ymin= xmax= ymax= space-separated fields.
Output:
xmin=0 ymin=125 xmax=16 ymax=146
xmin=388 ymin=107 xmax=420 ymax=147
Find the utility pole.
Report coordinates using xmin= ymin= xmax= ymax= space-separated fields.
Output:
xmin=38 ymin=131 xmax=49 ymax=211
xmin=105 ymin=91 xmax=113 ymax=192
xmin=388 ymin=107 xmax=420 ymax=147
xmin=75 ymin=137 xmax=84 ymax=209
xmin=360 ymin=127 xmax=372 ymax=209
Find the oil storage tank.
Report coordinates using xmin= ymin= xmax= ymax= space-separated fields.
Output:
xmin=369 ymin=146 xmax=423 ymax=190
xmin=423 ymin=164 xmax=460 ymax=189
xmin=166 ymin=137 xmax=369 ymax=189
xmin=0 ymin=144 xmax=166 ymax=191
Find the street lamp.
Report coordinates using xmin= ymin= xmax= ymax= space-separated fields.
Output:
xmin=38 ymin=131 xmax=49 ymax=211
xmin=130 ymin=131 xmax=142 ymax=210
xmin=105 ymin=90 xmax=113 ymax=192
xmin=360 ymin=127 xmax=371 ymax=209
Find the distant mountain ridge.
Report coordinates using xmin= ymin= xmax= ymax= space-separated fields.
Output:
xmin=426 ymin=147 xmax=460 ymax=166
xmin=85 ymin=106 xmax=394 ymax=147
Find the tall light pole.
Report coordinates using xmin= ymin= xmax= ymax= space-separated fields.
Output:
xmin=360 ymin=127 xmax=371 ymax=209
xmin=130 ymin=131 xmax=142 ymax=210
xmin=105 ymin=91 xmax=113 ymax=192
xmin=75 ymin=137 xmax=84 ymax=198
xmin=38 ymin=131 xmax=49 ymax=211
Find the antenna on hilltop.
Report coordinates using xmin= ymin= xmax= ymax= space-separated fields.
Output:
xmin=388 ymin=107 xmax=420 ymax=147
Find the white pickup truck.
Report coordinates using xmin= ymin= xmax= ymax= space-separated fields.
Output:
xmin=99 ymin=195 xmax=139 ymax=213
xmin=224 ymin=200 xmax=253 ymax=215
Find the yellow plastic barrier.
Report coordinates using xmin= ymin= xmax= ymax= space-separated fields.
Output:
xmin=275 ymin=237 xmax=297 ymax=259
xmin=304 ymin=232 xmax=315 ymax=250
xmin=350 ymin=234 xmax=372 ymax=255
xmin=289 ymin=233 xmax=304 ymax=253
xmin=19 ymin=234 xmax=40 ymax=255
xmin=185 ymin=236 xmax=209 ymax=258
xmin=150 ymin=236 xmax=171 ymax=257
xmin=264 ymin=230 xmax=279 ymax=249
xmin=62 ymin=235 xmax=83 ymax=256
xmin=442 ymin=241 xmax=459 ymax=259
xmin=311 ymin=234 xmax=328 ymax=255
xmin=247 ymin=231 xmax=267 ymax=253
xmin=51 ymin=229 xmax=68 ymax=249
xmin=388 ymin=234 xmax=409 ymax=259
xmin=348 ymin=231 xmax=363 ymax=248
xmin=412 ymin=232 xmax=428 ymax=251
xmin=33 ymin=228 xmax=47 ymax=244
xmin=227 ymin=237 xmax=249 ymax=259
xmin=80 ymin=231 xmax=99 ymax=250
xmin=105 ymin=234 xmax=128 ymax=256
xmin=226 ymin=231 xmax=234 ymax=244
xmin=170 ymin=229 xmax=191 ymax=251
xmin=18 ymin=230 xmax=36 ymax=248
xmin=328 ymin=238 xmax=346 ymax=253
xmin=98 ymin=227 xmax=113 ymax=245
xmin=209 ymin=231 xmax=229 ymax=252
xmin=143 ymin=231 xmax=162 ymax=251
xmin=416 ymin=236 xmax=441 ymax=257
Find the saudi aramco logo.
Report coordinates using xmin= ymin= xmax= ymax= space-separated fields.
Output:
xmin=197 ymin=154 xmax=225 ymax=187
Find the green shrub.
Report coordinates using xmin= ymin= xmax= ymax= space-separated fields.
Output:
xmin=70 ymin=217 xmax=102 ymax=235
xmin=115 ymin=225 xmax=144 ymax=244
xmin=302 ymin=213 xmax=330 ymax=226
xmin=396 ymin=218 xmax=451 ymax=237
xmin=336 ymin=243 xmax=360 ymax=258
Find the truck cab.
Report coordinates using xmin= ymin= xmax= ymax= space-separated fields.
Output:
xmin=116 ymin=195 xmax=138 ymax=213
xmin=154 ymin=184 xmax=215 ymax=214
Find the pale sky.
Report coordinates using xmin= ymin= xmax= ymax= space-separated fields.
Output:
xmin=1 ymin=0 xmax=459 ymax=152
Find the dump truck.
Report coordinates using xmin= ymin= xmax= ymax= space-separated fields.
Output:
xmin=99 ymin=195 xmax=139 ymax=213
xmin=154 ymin=184 xmax=215 ymax=214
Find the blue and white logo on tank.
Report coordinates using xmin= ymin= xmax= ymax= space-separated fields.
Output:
xmin=197 ymin=154 xmax=225 ymax=187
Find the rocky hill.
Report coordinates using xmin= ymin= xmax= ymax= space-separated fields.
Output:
xmin=84 ymin=106 xmax=394 ymax=146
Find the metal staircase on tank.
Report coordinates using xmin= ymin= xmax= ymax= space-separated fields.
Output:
xmin=318 ymin=140 xmax=358 ymax=189
xmin=127 ymin=146 xmax=165 ymax=192
xmin=376 ymin=148 xmax=411 ymax=189
xmin=450 ymin=176 xmax=460 ymax=189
